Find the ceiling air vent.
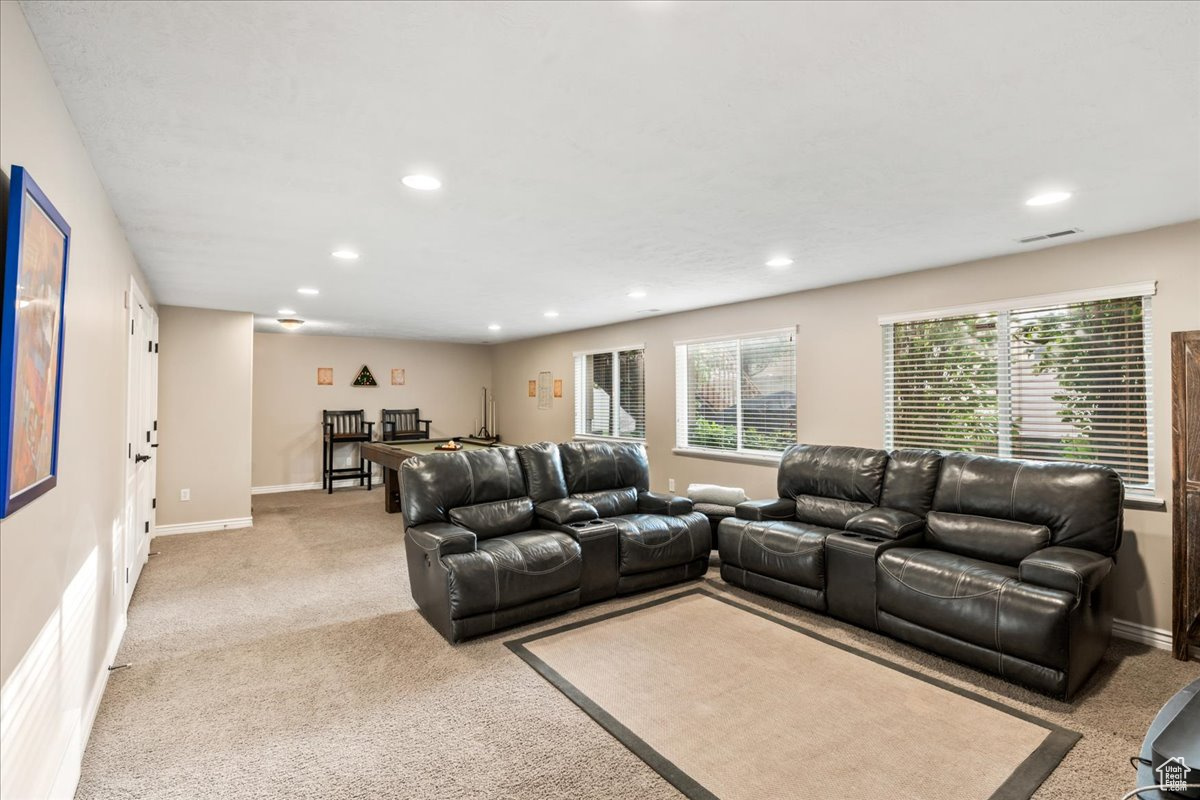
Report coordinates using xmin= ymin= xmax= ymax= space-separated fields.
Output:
xmin=1018 ymin=227 xmax=1082 ymax=244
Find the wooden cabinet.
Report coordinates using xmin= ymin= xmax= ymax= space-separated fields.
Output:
xmin=1172 ymin=330 xmax=1200 ymax=660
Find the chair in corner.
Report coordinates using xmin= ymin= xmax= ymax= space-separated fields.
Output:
xmin=381 ymin=408 xmax=432 ymax=442
xmin=322 ymin=409 xmax=374 ymax=494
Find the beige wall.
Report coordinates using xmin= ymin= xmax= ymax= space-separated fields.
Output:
xmin=252 ymin=333 xmax=492 ymax=488
xmin=492 ymin=221 xmax=1200 ymax=631
xmin=0 ymin=2 xmax=155 ymax=795
xmin=156 ymin=306 xmax=254 ymax=526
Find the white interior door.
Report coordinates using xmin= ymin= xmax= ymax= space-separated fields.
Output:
xmin=124 ymin=281 xmax=157 ymax=608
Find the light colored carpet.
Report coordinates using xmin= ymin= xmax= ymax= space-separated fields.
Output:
xmin=520 ymin=591 xmax=1064 ymax=800
xmin=77 ymin=488 xmax=1199 ymax=799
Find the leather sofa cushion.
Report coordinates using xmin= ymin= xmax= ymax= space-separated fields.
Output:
xmin=610 ymin=512 xmax=711 ymax=575
xmin=876 ymin=548 xmax=1075 ymax=669
xmin=926 ymin=511 xmax=1050 ymax=566
xmin=933 ymin=452 xmax=1123 ymax=556
xmin=573 ymin=487 xmax=638 ymax=517
xmin=517 ymin=442 xmax=568 ymax=501
xmin=443 ymin=531 xmax=582 ymax=618
xmin=401 ymin=447 xmax=526 ymax=528
xmin=559 ymin=441 xmax=651 ymax=494
xmin=880 ymin=449 xmax=943 ymax=515
xmin=777 ymin=444 xmax=888 ymax=504
xmin=795 ymin=495 xmax=872 ymax=528
xmin=718 ymin=518 xmax=838 ymax=590
xmin=449 ymin=497 xmax=535 ymax=539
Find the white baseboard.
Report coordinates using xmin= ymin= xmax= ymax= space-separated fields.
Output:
xmin=152 ymin=516 xmax=253 ymax=537
xmin=251 ymin=481 xmax=323 ymax=495
xmin=251 ymin=472 xmax=382 ymax=495
xmin=1112 ymin=617 xmax=1198 ymax=658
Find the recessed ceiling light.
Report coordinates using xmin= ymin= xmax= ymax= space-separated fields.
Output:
xmin=1025 ymin=191 xmax=1072 ymax=207
xmin=277 ymin=308 xmax=296 ymax=315
xmin=488 ymin=324 xmax=501 ymax=331
xmin=402 ymin=174 xmax=442 ymax=191
xmin=544 ymin=310 xmax=559 ymax=318
xmin=628 ymin=289 xmax=647 ymax=299
xmin=331 ymin=249 xmax=359 ymax=260
xmin=276 ymin=318 xmax=304 ymax=331
xmin=298 ymin=287 xmax=319 ymax=295
xmin=765 ymin=256 xmax=794 ymax=268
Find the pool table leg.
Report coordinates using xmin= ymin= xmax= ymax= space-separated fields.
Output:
xmin=384 ymin=467 xmax=402 ymax=513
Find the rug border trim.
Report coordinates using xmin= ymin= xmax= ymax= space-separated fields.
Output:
xmin=506 ymin=586 xmax=1080 ymax=800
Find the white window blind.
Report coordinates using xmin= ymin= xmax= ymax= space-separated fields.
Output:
xmin=675 ymin=329 xmax=797 ymax=455
xmin=573 ymin=347 xmax=645 ymax=440
xmin=883 ymin=289 xmax=1155 ymax=495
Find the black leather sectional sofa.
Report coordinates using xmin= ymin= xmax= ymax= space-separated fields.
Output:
xmin=720 ymin=444 xmax=1124 ymax=699
xmin=401 ymin=441 xmax=709 ymax=643
xmin=400 ymin=438 xmax=1123 ymax=699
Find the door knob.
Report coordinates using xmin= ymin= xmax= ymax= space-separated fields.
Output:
xmin=135 ymin=453 xmax=151 ymax=463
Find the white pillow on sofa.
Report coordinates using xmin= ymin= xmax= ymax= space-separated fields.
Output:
xmin=686 ymin=484 xmax=747 ymax=506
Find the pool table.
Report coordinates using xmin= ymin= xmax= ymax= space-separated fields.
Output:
xmin=360 ymin=437 xmax=501 ymax=514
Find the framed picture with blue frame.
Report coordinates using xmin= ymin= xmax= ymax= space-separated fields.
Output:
xmin=0 ymin=165 xmax=71 ymax=518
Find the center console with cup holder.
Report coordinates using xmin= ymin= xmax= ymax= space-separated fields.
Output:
xmin=825 ymin=531 xmax=921 ymax=631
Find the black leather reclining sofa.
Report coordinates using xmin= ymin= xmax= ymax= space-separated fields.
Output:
xmin=719 ymin=444 xmax=1124 ymax=698
xmin=402 ymin=441 xmax=709 ymax=643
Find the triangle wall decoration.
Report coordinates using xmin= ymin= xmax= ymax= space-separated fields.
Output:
xmin=353 ymin=365 xmax=378 ymax=386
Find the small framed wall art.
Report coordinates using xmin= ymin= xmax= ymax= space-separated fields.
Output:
xmin=317 ymin=367 xmax=333 ymax=386
xmin=528 ymin=380 xmax=537 ymax=397
xmin=0 ymin=166 xmax=72 ymax=518
xmin=553 ymin=378 xmax=563 ymax=399
xmin=391 ymin=368 xmax=405 ymax=386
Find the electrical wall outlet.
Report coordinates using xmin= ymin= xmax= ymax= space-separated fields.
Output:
xmin=180 ymin=488 xmax=190 ymax=501
xmin=668 ymin=478 xmax=676 ymax=492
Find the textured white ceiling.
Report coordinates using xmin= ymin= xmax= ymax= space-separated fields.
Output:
xmin=19 ymin=0 xmax=1200 ymax=343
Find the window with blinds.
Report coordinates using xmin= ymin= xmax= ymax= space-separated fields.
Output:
xmin=573 ymin=347 xmax=645 ymax=440
xmin=675 ymin=329 xmax=797 ymax=455
xmin=882 ymin=286 xmax=1155 ymax=495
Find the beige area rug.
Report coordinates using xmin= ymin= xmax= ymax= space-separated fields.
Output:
xmin=509 ymin=589 xmax=1079 ymax=800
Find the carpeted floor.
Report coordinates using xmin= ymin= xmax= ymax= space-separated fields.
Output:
xmin=77 ymin=488 xmax=1198 ymax=799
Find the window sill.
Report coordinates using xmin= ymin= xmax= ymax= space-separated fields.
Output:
xmin=573 ymin=434 xmax=646 ymax=445
xmin=1124 ymin=496 xmax=1166 ymax=512
xmin=672 ymin=447 xmax=782 ymax=466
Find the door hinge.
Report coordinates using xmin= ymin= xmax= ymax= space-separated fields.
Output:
xmin=130 ymin=320 xmax=135 ymax=335
xmin=148 ymin=340 xmax=153 ymax=352
xmin=125 ymin=566 xmax=129 ymax=582
xmin=146 ymin=430 xmax=150 ymax=442
xmin=153 ymin=420 xmax=158 ymax=431
xmin=152 ymin=497 xmax=156 ymax=509
xmin=128 ymin=443 xmax=132 ymax=458
xmin=144 ymin=521 xmax=149 ymax=533
xmin=154 ymin=342 xmax=159 ymax=353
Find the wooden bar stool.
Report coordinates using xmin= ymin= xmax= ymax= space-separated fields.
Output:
xmin=322 ymin=410 xmax=374 ymax=493
xmin=381 ymin=408 xmax=431 ymax=441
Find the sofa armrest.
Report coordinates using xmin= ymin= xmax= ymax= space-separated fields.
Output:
xmin=535 ymin=497 xmax=599 ymax=525
xmin=735 ymin=498 xmax=795 ymax=522
xmin=406 ymin=522 xmax=477 ymax=557
xmin=1019 ymin=547 xmax=1113 ymax=596
xmin=846 ymin=507 xmax=925 ymax=539
xmin=638 ymin=491 xmax=693 ymax=516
